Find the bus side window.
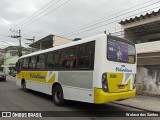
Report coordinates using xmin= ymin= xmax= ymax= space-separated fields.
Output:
xmin=36 ymin=54 xmax=46 ymax=70
xmin=78 ymin=43 xmax=91 ymax=69
xmin=60 ymin=48 xmax=77 ymax=70
xmin=22 ymin=58 xmax=29 ymax=70
xmin=29 ymin=56 xmax=36 ymax=69
xmin=46 ymin=52 xmax=54 ymax=69
xmin=53 ymin=51 xmax=60 ymax=69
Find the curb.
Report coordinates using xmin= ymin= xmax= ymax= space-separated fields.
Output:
xmin=112 ymin=102 xmax=160 ymax=114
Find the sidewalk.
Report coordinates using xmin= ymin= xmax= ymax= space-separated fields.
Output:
xmin=112 ymin=95 xmax=160 ymax=112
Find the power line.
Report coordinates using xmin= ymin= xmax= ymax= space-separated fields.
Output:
xmin=2 ymin=0 xmax=71 ymax=46
xmin=65 ymin=5 xmax=160 ymax=38
xmin=19 ymin=0 xmax=71 ymax=29
xmin=13 ymin=0 xmax=58 ymax=29
xmin=9 ymin=0 xmax=158 ymax=39
xmin=60 ymin=0 xmax=159 ymax=35
xmin=15 ymin=0 xmax=62 ymax=29
xmin=1 ymin=0 xmax=151 ymax=45
xmin=61 ymin=0 xmax=160 ymax=36
xmin=4 ymin=0 xmax=159 ymax=42
xmin=3 ymin=0 xmax=57 ymax=38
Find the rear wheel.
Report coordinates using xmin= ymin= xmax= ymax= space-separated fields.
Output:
xmin=52 ymin=85 xmax=65 ymax=106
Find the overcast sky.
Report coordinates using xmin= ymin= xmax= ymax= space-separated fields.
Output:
xmin=0 ymin=0 xmax=159 ymax=48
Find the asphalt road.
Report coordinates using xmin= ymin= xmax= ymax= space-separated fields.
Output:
xmin=0 ymin=76 xmax=159 ymax=120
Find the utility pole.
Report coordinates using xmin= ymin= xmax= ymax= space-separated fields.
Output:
xmin=25 ymin=36 xmax=35 ymax=44
xmin=19 ymin=30 xmax=21 ymax=49
xmin=25 ymin=36 xmax=35 ymax=52
xmin=19 ymin=30 xmax=22 ymax=57
xmin=10 ymin=29 xmax=22 ymax=57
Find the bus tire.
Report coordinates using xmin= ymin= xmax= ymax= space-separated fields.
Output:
xmin=52 ymin=85 xmax=65 ymax=106
xmin=21 ymin=80 xmax=27 ymax=92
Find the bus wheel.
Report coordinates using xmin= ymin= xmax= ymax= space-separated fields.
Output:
xmin=52 ymin=85 xmax=65 ymax=106
xmin=22 ymin=80 xmax=27 ymax=92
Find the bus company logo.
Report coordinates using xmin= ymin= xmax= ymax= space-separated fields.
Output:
xmin=30 ymin=73 xmax=45 ymax=79
xmin=115 ymin=67 xmax=132 ymax=72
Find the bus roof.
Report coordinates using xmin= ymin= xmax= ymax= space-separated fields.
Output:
xmin=19 ymin=34 xmax=106 ymax=59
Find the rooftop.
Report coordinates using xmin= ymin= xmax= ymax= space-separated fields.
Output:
xmin=29 ymin=34 xmax=54 ymax=49
xmin=29 ymin=34 xmax=72 ymax=49
xmin=119 ymin=9 xmax=160 ymax=25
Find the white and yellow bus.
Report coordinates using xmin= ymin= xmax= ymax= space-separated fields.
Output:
xmin=16 ymin=34 xmax=136 ymax=106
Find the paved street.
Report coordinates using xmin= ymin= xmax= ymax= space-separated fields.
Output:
xmin=0 ymin=76 xmax=159 ymax=120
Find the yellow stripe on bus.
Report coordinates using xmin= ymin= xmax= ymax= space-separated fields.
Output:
xmin=17 ymin=71 xmax=56 ymax=84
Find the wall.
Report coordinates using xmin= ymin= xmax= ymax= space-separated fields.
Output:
xmin=139 ymin=33 xmax=160 ymax=43
xmin=3 ymin=50 xmax=30 ymax=74
xmin=53 ymin=36 xmax=72 ymax=47
xmin=3 ymin=51 xmax=19 ymax=74
xmin=123 ymin=29 xmax=137 ymax=42
xmin=136 ymin=66 xmax=160 ymax=96
xmin=0 ymin=49 xmax=4 ymax=71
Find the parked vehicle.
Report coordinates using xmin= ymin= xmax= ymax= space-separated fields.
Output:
xmin=0 ymin=71 xmax=6 ymax=82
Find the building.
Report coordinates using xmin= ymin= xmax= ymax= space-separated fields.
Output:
xmin=136 ymin=42 xmax=160 ymax=96
xmin=2 ymin=46 xmax=31 ymax=75
xmin=29 ymin=34 xmax=72 ymax=50
xmin=0 ymin=48 xmax=4 ymax=71
xmin=120 ymin=9 xmax=160 ymax=43
xmin=119 ymin=9 xmax=160 ymax=96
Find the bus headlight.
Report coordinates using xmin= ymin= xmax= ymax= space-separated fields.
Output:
xmin=102 ymin=73 xmax=109 ymax=92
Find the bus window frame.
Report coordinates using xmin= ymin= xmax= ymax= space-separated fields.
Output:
xmin=78 ymin=42 xmax=93 ymax=70
xmin=107 ymin=35 xmax=136 ymax=64
xmin=59 ymin=47 xmax=78 ymax=70
xmin=18 ymin=41 xmax=95 ymax=71
xmin=36 ymin=54 xmax=46 ymax=70
xmin=45 ymin=50 xmax=61 ymax=71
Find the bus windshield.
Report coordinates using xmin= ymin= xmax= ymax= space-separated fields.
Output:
xmin=107 ymin=36 xmax=136 ymax=64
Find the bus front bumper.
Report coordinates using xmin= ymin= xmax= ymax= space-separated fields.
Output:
xmin=94 ymin=88 xmax=136 ymax=104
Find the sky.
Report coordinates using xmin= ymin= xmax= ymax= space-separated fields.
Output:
xmin=0 ymin=0 xmax=159 ymax=48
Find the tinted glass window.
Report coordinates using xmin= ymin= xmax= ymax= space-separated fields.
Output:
xmin=53 ymin=51 xmax=60 ymax=69
xmin=46 ymin=51 xmax=60 ymax=69
xmin=29 ymin=56 xmax=36 ymax=69
xmin=36 ymin=54 xmax=46 ymax=69
xmin=46 ymin=52 xmax=54 ymax=69
xmin=22 ymin=58 xmax=29 ymax=70
xmin=60 ymin=48 xmax=77 ymax=70
xmin=78 ymin=44 xmax=91 ymax=69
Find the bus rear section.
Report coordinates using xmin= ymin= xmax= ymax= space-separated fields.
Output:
xmin=94 ymin=35 xmax=136 ymax=104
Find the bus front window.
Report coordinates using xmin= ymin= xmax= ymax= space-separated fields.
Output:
xmin=107 ymin=36 xmax=136 ymax=64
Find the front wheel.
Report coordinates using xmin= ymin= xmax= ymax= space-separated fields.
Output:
xmin=52 ymin=85 xmax=65 ymax=106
